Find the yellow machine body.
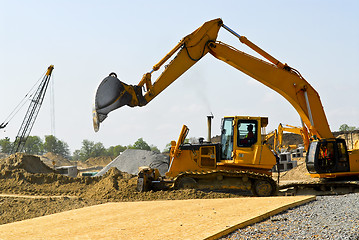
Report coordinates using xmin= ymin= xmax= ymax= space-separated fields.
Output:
xmin=166 ymin=116 xmax=277 ymax=179
xmin=93 ymin=18 xmax=359 ymax=183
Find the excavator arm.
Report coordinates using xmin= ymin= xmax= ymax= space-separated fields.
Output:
xmin=278 ymin=123 xmax=310 ymax=151
xmin=93 ymin=18 xmax=359 ymax=177
xmin=93 ymin=19 xmax=334 ymax=141
xmin=93 ymin=18 xmax=332 ymax=141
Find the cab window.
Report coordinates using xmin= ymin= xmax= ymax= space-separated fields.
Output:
xmin=237 ymin=120 xmax=257 ymax=147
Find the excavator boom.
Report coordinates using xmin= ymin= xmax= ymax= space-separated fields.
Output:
xmin=93 ymin=18 xmax=332 ymax=140
xmin=93 ymin=18 xmax=359 ymax=178
xmin=207 ymin=41 xmax=333 ymax=139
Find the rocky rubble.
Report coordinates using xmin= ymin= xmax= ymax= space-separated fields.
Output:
xmin=221 ymin=193 xmax=359 ymax=239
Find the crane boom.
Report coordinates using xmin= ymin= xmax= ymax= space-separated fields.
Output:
xmin=12 ymin=65 xmax=54 ymax=153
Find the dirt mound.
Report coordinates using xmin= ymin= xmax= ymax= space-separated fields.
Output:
xmin=78 ymin=156 xmax=113 ymax=168
xmin=40 ymin=152 xmax=73 ymax=168
xmin=0 ymin=153 xmax=54 ymax=174
xmin=267 ymin=133 xmax=303 ymax=147
xmin=0 ymin=153 xmax=240 ymax=203
xmin=276 ymin=157 xmax=319 ymax=183
xmin=84 ymin=167 xmax=137 ymax=200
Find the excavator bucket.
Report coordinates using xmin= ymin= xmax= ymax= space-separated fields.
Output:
xmin=93 ymin=73 xmax=143 ymax=132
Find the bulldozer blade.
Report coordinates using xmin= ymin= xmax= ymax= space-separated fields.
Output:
xmin=93 ymin=73 xmax=134 ymax=132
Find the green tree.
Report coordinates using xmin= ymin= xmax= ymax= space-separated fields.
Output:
xmin=150 ymin=144 xmax=160 ymax=153
xmin=72 ymin=149 xmax=81 ymax=161
xmin=339 ymin=124 xmax=358 ymax=132
xmin=0 ymin=137 xmax=13 ymax=154
xmin=74 ymin=139 xmax=106 ymax=161
xmin=339 ymin=124 xmax=350 ymax=132
xmin=43 ymin=135 xmax=57 ymax=152
xmin=43 ymin=135 xmax=70 ymax=158
xmin=23 ymin=136 xmax=44 ymax=155
xmin=92 ymin=142 xmax=107 ymax=157
xmin=107 ymin=145 xmax=127 ymax=157
xmin=130 ymin=138 xmax=151 ymax=151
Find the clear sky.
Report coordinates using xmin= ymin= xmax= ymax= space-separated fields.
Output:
xmin=1 ymin=0 xmax=358 ymax=153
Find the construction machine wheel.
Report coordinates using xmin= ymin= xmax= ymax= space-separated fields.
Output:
xmin=252 ymin=179 xmax=274 ymax=197
xmin=176 ymin=177 xmax=197 ymax=189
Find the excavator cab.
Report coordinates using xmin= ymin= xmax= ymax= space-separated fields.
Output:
xmin=306 ymin=139 xmax=350 ymax=175
xmin=220 ymin=117 xmax=259 ymax=159
xmin=219 ymin=116 xmax=276 ymax=172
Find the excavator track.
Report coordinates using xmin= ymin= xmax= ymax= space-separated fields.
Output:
xmin=278 ymin=180 xmax=359 ymax=196
xmin=173 ymin=170 xmax=278 ymax=197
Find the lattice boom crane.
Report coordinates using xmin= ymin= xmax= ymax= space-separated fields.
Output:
xmin=12 ymin=65 xmax=54 ymax=153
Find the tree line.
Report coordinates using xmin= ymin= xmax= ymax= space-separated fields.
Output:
xmin=0 ymin=135 xmax=161 ymax=161
xmin=1 ymin=124 xmax=356 ymax=161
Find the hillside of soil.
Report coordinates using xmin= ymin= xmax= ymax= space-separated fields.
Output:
xmin=0 ymin=153 xmax=243 ymax=225
xmin=40 ymin=152 xmax=74 ymax=168
xmin=77 ymin=156 xmax=113 ymax=168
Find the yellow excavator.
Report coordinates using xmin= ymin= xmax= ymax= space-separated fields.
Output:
xmin=265 ymin=123 xmax=309 ymax=152
xmin=265 ymin=129 xmax=278 ymax=152
xmin=93 ymin=18 xmax=359 ymax=195
xmin=277 ymin=123 xmax=310 ymax=151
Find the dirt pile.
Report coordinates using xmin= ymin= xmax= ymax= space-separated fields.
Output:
xmin=267 ymin=133 xmax=303 ymax=147
xmin=0 ymin=153 xmax=240 ymax=201
xmin=78 ymin=156 xmax=113 ymax=168
xmin=40 ymin=152 xmax=74 ymax=168
xmin=274 ymin=157 xmax=320 ymax=184
xmin=0 ymin=153 xmax=54 ymax=174
xmin=0 ymin=151 xmax=243 ymax=225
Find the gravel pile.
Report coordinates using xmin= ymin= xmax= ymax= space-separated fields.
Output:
xmin=95 ymin=149 xmax=169 ymax=177
xmin=221 ymin=193 xmax=359 ymax=239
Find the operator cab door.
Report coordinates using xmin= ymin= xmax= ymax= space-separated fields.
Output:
xmin=221 ymin=118 xmax=234 ymax=160
xmin=306 ymin=139 xmax=350 ymax=173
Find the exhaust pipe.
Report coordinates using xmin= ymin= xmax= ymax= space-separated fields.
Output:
xmin=207 ymin=115 xmax=214 ymax=142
